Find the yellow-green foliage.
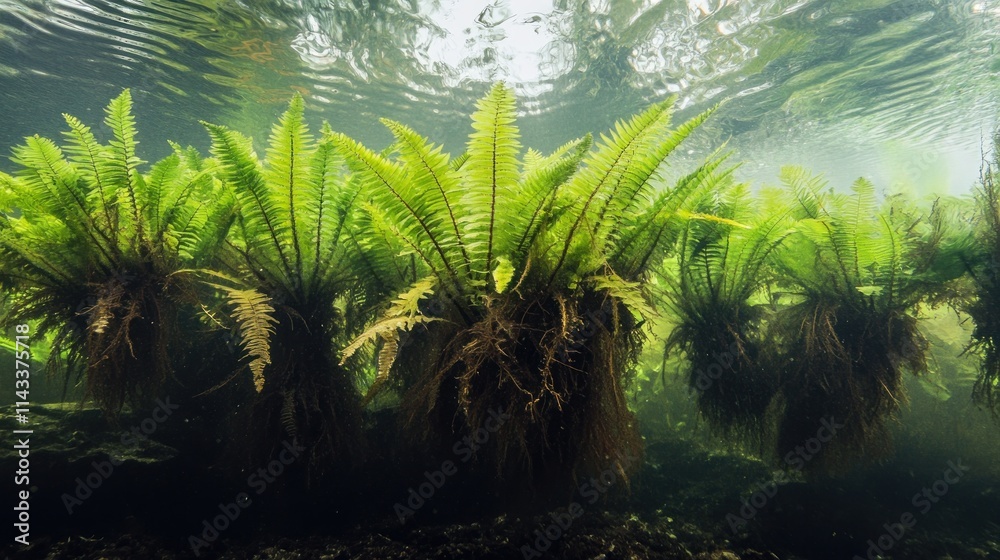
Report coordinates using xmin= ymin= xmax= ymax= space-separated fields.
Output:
xmin=0 ymin=90 xmax=232 ymax=414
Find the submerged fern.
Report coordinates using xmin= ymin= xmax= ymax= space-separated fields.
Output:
xmin=767 ymin=167 xmax=951 ymax=473
xmin=658 ymin=181 xmax=792 ymax=441
xmin=0 ymin=90 xmax=232 ymax=415
xmin=335 ymin=82 xmax=727 ymax=496
xmin=202 ymin=93 xmax=387 ymax=476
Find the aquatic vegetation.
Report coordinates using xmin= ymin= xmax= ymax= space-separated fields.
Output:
xmin=2 ymin=85 xmax=994 ymax=496
xmin=201 ymin=94 xmax=388 ymax=476
xmin=766 ymin=167 xmax=950 ymax=473
xmin=337 ymin=83 xmax=724 ymax=493
xmin=658 ymin=182 xmax=792 ymax=445
xmin=0 ymin=90 xmax=232 ymax=415
xmin=966 ymin=134 xmax=1000 ymax=416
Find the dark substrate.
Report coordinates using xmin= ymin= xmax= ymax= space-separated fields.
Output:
xmin=2 ymin=404 xmax=999 ymax=560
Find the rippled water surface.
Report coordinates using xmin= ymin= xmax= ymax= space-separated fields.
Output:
xmin=0 ymin=0 xmax=997 ymax=193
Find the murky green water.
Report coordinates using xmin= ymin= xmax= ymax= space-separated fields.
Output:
xmin=2 ymin=2 xmax=1000 ymax=559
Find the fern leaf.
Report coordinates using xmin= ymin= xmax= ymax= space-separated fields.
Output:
xmin=302 ymin=125 xmax=350 ymax=289
xmin=333 ymin=131 xmax=465 ymax=293
xmin=212 ymin=284 xmax=278 ymax=393
xmin=589 ymin=273 xmax=657 ymax=320
xmin=203 ymin=121 xmax=296 ymax=280
xmin=101 ymin=89 xmax=145 ymax=245
xmin=462 ymin=82 xmax=521 ymax=280
xmin=361 ymin=337 xmax=398 ymax=406
xmin=381 ymin=118 xmax=470 ymax=273
xmin=500 ymin=134 xmax=592 ymax=266
xmin=340 ymin=276 xmax=441 ymax=364
xmin=61 ymin=113 xmax=118 ymax=235
xmin=264 ymin=93 xmax=313 ymax=277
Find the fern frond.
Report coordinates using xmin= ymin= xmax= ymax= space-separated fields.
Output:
xmin=210 ymin=283 xmax=278 ymax=393
xmin=334 ymin=131 xmax=466 ymax=294
xmin=611 ymin=153 xmax=736 ymax=278
xmin=61 ymin=113 xmax=118 ymax=234
xmin=340 ymin=276 xmax=440 ymax=365
xmin=203 ymin=121 xmax=295 ymax=280
xmin=302 ymin=125 xmax=351 ymax=290
xmin=101 ymin=89 xmax=145 ymax=245
xmin=10 ymin=136 xmax=118 ymax=264
xmin=264 ymin=93 xmax=313 ymax=277
xmin=462 ymin=82 xmax=521 ymax=281
xmin=500 ymin=134 xmax=592 ymax=268
xmin=381 ymin=118 xmax=470 ymax=272
xmin=588 ymin=273 xmax=656 ymax=320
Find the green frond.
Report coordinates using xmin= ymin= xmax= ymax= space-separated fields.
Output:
xmin=547 ymin=98 xmax=674 ymax=281
xmin=450 ymin=151 xmax=470 ymax=171
xmin=340 ymin=276 xmax=441 ymax=365
xmin=333 ymin=131 xmax=465 ymax=295
xmin=264 ymin=93 xmax=313 ymax=276
xmin=10 ymin=136 xmax=118 ymax=264
xmin=774 ymin=170 xmax=924 ymax=310
xmin=143 ymin=153 xmax=183 ymax=237
xmin=101 ymin=89 xmax=145 ymax=244
xmin=611 ymin=152 xmax=736 ymax=278
xmin=499 ymin=134 xmax=592 ymax=268
xmin=462 ymin=82 xmax=521 ymax=280
xmin=779 ymin=165 xmax=828 ymax=219
xmin=363 ymin=336 xmax=399 ymax=406
xmin=203 ymin=121 xmax=295 ymax=280
xmin=302 ymin=126 xmax=350 ymax=287
xmin=596 ymin=104 xmax=717 ymax=240
xmin=546 ymin=100 xmax=717 ymax=287
xmin=381 ymin=118 xmax=469 ymax=272
xmin=61 ymin=113 xmax=118 ymax=232
xmin=588 ymin=273 xmax=656 ymax=320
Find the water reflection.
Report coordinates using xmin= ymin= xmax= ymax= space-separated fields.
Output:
xmin=0 ymin=0 xmax=996 ymax=192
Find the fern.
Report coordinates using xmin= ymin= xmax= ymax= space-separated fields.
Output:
xmin=332 ymin=83 xmax=725 ymax=492
xmin=462 ymin=82 xmax=521 ymax=280
xmin=202 ymin=94 xmax=392 ymax=474
xmin=775 ymin=167 xmax=919 ymax=310
xmin=101 ymin=90 xmax=145 ymax=245
xmin=211 ymin=283 xmax=277 ymax=393
xmin=0 ymin=90 xmax=233 ymax=415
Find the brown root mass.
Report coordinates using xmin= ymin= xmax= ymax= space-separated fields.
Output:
xmin=773 ymin=300 xmax=926 ymax=474
xmin=403 ymin=288 xmax=643 ymax=498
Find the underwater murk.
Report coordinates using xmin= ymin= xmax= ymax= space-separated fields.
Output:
xmin=1 ymin=1 xmax=999 ymax=559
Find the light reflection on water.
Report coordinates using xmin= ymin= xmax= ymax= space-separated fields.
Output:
xmin=0 ymin=0 xmax=996 ymax=193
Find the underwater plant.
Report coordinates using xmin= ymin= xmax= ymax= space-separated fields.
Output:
xmin=200 ymin=94 xmax=388 ymax=476
xmin=335 ymin=82 xmax=726 ymax=495
xmin=966 ymin=133 xmax=1000 ymax=416
xmin=0 ymin=90 xmax=232 ymax=415
xmin=658 ymin=182 xmax=792 ymax=445
xmin=767 ymin=167 xmax=951 ymax=473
